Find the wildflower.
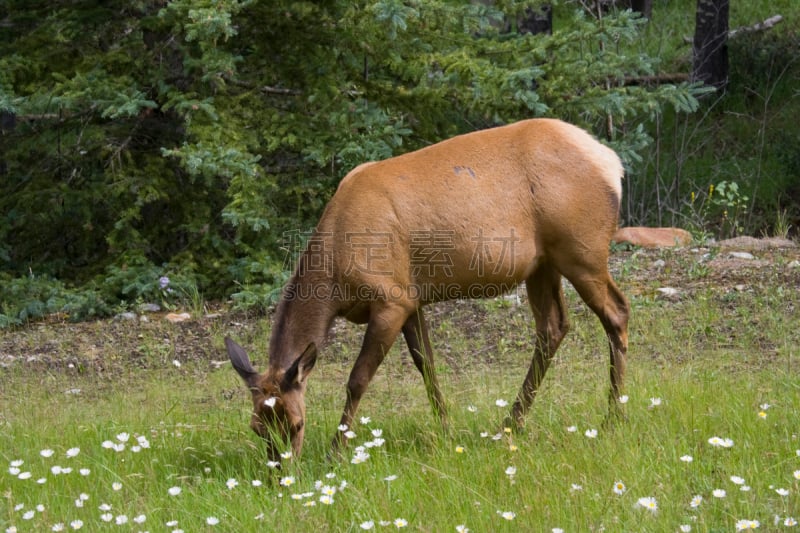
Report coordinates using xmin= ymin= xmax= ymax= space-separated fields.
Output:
xmin=172 ymin=359 xmax=181 ymax=368
xmin=734 ymin=519 xmax=760 ymax=530
xmin=566 ymin=426 xmax=577 ymax=433
xmin=360 ymin=521 xmax=375 ymax=530
xmin=467 ymin=405 xmax=477 ymax=412
xmin=712 ymin=489 xmax=726 ymax=498
xmin=79 ymin=468 xmax=90 ymax=476
xmin=394 ymin=518 xmax=408 ymax=528
xmin=206 ymin=516 xmax=220 ymax=526
xmin=10 ymin=459 xmax=23 ymax=467
xmin=320 ymin=495 xmax=334 ymax=505
xmin=509 ymin=444 xmax=518 ymax=451
xmin=60 ymin=467 xmax=72 ymax=474
xmin=680 ymin=525 xmax=691 ymax=532
xmin=500 ymin=511 xmax=516 ymax=521
xmin=613 ymin=481 xmax=626 ymax=495
xmin=133 ymin=515 xmax=146 ymax=524
xmin=455 ymin=446 xmax=465 ymax=454
xmin=619 ymin=395 xmax=629 ymax=404
xmin=760 ymin=403 xmax=771 ymax=410
xmin=571 ymin=483 xmax=583 ymax=492
xmin=708 ymin=436 xmax=734 ymax=448
xmin=505 ymin=466 xmax=517 ymax=477
xmin=371 ymin=429 xmax=382 ymax=438
xmin=776 ymin=488 xmax=790 ymax=496
xmin=384 ymin=475 xmax=398 ymax=482
xmin=252 ymin=480 xmax=262 ymax=487
xmin=495 ymin=399 xmax=508 ymax=407
xmin=553 ymin=529 xmax=564 ymax=533
xmin=66 ymin=447 xmax=80 ymax=458
xmin=280 ymin=476 xmax=295 ymax=487
xmin=168 ymin=486 xmax=181 ymax=496
xmin=456 ymin=526 xmax=469 ymax=532
xmin=585 ymin=428 xmax=598 ymax=438
xmin=360 ymin=416 xmax=371 ymax=424
xmin=99 ymin=504 xmax=112 ymax=512
xmin=741 ymin=485 xmax=751 ymax=492
xmin=338 ymin=424 xmax=349 ymax=431
xmin=115 ymin=515 xmax=128 ymax=525
xmin=70 ymin=520 xmax=83 ymax=529
xmin=280 ymin=450 xmax=293 ymax=460
xmin=264 ymin=397 xmax=277 ymax=408
xmin=226 ymin=478 xmax=239 ymax=489
xmin=102 ymin=440 xmax=115 ymax=449
xmin=101 ymin=514 xmax=113 ymax=523
xmin=52 ymin=524 xmax=65 ymax=531
xmin=266 ymin=461 xmax=280 ymax=469
xmin=159 ymin=276 xmax=170 ymax=289
xmin=18 ymin=471 xmax=31 ymax=480
xmin=23 ymin=510 xmax=35 ymax=520
xmin=51 ymin=466 xmax=62 ymax=475
xmin=784 ymin=517 xmax=797 ymax=526
xmin=649 ymin=397 xmax=662 ymax=408
xmin=730 ymin=476 xmax=746 ymax=485
xmin=636 ymin=497 xmax=658 ymax=512
xmin=758 ymin=411 xmax=767 ymax=419
xmin=40 ymin=449 xmax=54 ymax=458
xmin=680 ymin=455 xmax=693 ymax=463
xmin=351 ymin=450 xmax=370 ymax=464
xmin=112 ymin=482 xmax=122 ymax=491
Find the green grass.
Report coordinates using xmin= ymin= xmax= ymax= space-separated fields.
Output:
xmin=2 ymin=256 xmax=799 ymax=532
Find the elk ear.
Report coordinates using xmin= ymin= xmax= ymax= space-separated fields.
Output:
xmin=225 ymin=336 xmax=260 ymax=389
xmin=283 ymin=343 xmax=318 ymax=387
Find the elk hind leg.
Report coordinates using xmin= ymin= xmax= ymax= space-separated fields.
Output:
xmin=508 ymin=264 xmax=570 ymax=430
xmin=563 ymin=267 xmax=629 ymax=419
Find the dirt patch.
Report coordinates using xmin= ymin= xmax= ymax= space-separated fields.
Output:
xmin=1 ymin=238 xmax=798 ymax=378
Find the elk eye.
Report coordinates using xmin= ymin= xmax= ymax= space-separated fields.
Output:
xmin=293 ymin=420 xmax=304 ymax=432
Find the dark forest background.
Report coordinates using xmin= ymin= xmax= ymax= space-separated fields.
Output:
xmin=1 ymin=0 xmax=797 ymax=325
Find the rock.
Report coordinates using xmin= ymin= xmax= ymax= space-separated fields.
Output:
xmin=652 ymin=259 xmax=666 ymax=269
xmin=165 ymin=312 xmax=192 ymax=323
xmin=612 ymin=227 xmax=693 ymax=248
xmin=656 ymin=287 xmax=680 ymax=300
xmin=788 ymin=260 xmax=800 ymax=269
xmin=138 ymin=303 xmax=161 ymax=313
xmin=729 ymin=251 xmax=755 ymax=260
xmin=114 ymin=312 xmax=138 ymax=321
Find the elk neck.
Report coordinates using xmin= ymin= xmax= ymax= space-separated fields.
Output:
xmin=267 ymin=254 xmax=338 ymax=371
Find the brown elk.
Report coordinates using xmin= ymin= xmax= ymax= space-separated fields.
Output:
xmin=226 ymin=118 xmax=630 ymax=461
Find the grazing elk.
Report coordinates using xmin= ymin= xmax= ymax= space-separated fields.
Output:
xmin=226 ymin=118 xmax=630 ymax=461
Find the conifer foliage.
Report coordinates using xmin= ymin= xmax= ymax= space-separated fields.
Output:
xmin=0 ymin=1 xmax=703 ymax=324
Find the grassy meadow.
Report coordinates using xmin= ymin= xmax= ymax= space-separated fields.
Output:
xmin=2 ymin=245 xmax=799 ymax=532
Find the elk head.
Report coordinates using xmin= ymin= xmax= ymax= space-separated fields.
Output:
xmin=225 ymin=337 xmax=317 ymax=461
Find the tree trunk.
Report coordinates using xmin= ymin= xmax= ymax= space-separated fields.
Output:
xmin=629 ymin=0 xmax=652 ymax=19
xmin=691 ymin=0 xmax=730 ymax=91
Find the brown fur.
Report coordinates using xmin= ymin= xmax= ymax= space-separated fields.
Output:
xmin=227 ymin=118 xmax=630 ymax=461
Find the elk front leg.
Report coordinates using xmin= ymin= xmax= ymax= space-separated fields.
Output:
xmin=331 ymin=303 xmax=408 ymax=455
xmin=402 ymin=307 xmax=448 ymax=430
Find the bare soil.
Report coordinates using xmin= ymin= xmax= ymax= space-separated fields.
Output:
xmin=1 ymin=238 xmax=798 ymax=377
